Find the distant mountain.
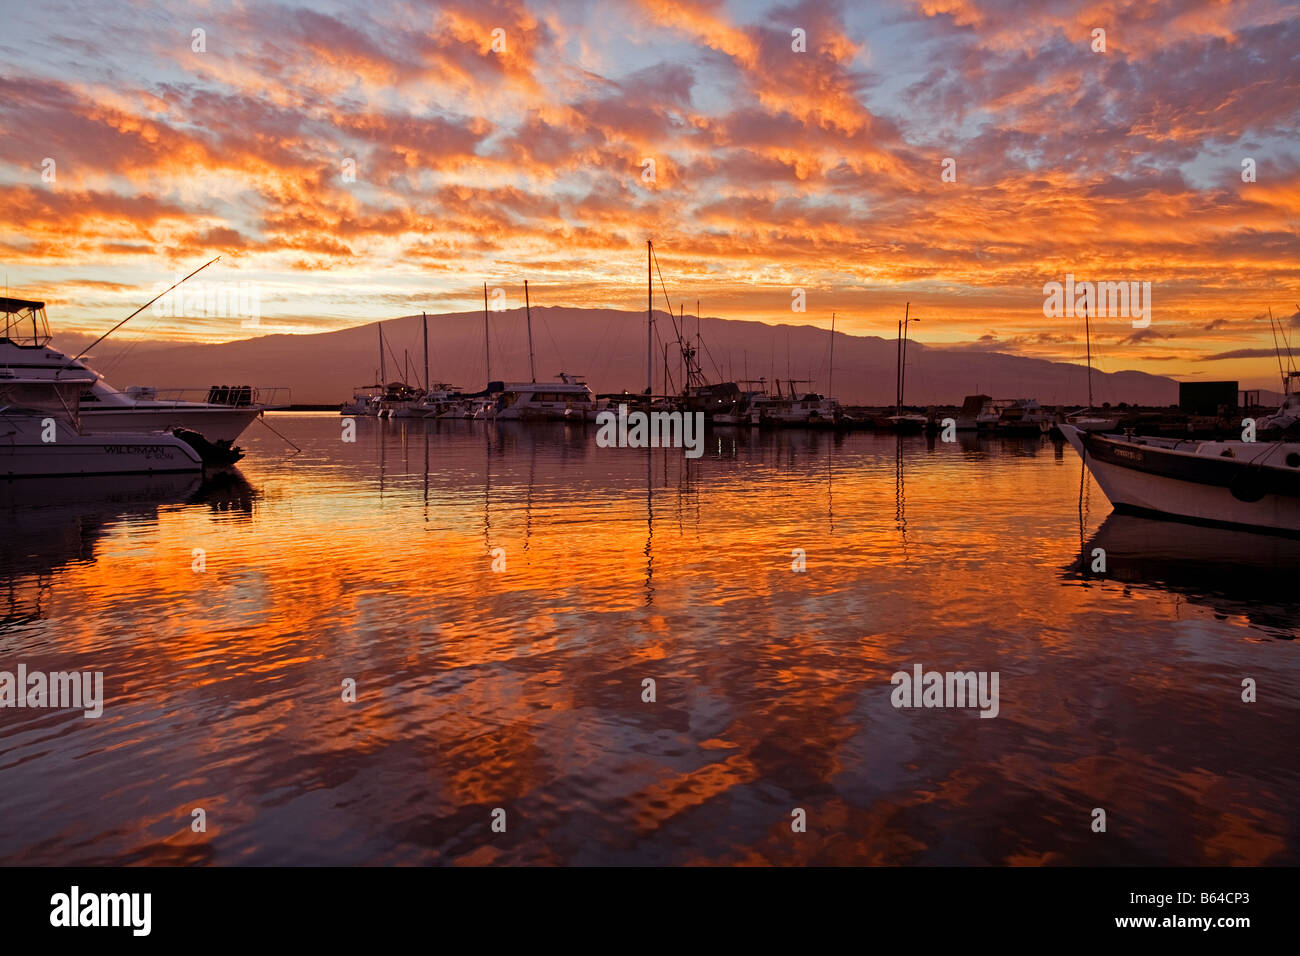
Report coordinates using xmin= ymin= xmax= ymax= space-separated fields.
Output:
xmin=80 ymin=307 xmax=1180 ymax=407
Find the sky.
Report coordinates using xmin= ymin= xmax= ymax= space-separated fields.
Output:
xmin=1 ymin=0 xmax=1297 ymax=389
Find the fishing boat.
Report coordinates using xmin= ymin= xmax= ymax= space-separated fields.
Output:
xmin=1061 ymin=423 xmax=1300 ymax=534
xmin=0 ymin=372 xmax=222 ymax=477
xmin=2 ymin=296 xmax=285 ymax=442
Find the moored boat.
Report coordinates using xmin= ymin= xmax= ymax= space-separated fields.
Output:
xmin=1061 ymin=423 xmax=1300 ymax=534
xmin=1 ymin=373 xmax=210 ymax=477
xmin=2 ymin=297 xmax=285 ymax=442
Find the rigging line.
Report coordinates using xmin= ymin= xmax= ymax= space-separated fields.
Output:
xmin=649 ymin=244 xmax=684 ymax=349
xmin=1277 ymin=306 xmax=1296 ymax=375
xmin=256 ymin=413 xmax=303 ymax=454
xmin=1268 ymin=308 xmax=1285 ymax=393
xmin=539 ymin=310 xmax=565 ymax=372
xmin=649 ymin=243 xmax=725 ymax=383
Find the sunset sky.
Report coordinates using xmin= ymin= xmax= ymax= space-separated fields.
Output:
xmin=1 ymin=0 xmax=1297 ymax=389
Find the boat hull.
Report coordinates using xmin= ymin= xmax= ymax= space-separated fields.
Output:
xmin=80 ymin=405 xmax=260 ymax=443
xmin=1 ymin=431 xmax=204 ymax=478
xmin=1061 ymin=425 xmax=1300 ymax=534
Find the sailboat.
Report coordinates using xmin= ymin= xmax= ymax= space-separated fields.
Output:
xmin=885 ymin=303 xmax=927 ymax=433
xmin=1064 ymin=302 xmax=1118 ymax=432
xmin=1256 ymin=307 xmax=1300 ymax=437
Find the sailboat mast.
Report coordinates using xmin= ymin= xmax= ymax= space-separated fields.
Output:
xmin=483 ymin=282 xmax=491 ymax=383
xmin=1084 ymin=302 xmax=1093 ymax=408
xmin=422 ymin=311 xmax=429 ymax=392
xmin=524 ymin=279 xmax=535 ymax=383
xmin=379 ymin=324 xmax=386 ymax=386
xmin=829 ymin=312 xmax=835 ymax=398
xmin=900 ymin=302 xmax=911 ymax=414
xmin=647 ymin=240 xmax=653 ymax=398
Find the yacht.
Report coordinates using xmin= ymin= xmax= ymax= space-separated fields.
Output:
xmin=994 ymin=398 xmax=1052 ymax=436
xmin=1 ymin=297 xmax=285 ymax=442
xmin=0 ymin=371 xmax=213 ymax=477
xmin=493 ymin=373 xmax=596 ymax=421
xmin=340 ymin=386 xmax=381 ymax=416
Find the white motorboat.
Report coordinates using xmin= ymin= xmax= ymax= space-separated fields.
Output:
xmin=1061 ymin=423 xmax=1300 ymax=534
xmin=1 ymin=297 xmax=286 ymax=442
xmin=340 ymin=386 xmax=381 ymax=416
xmin=748 ymin=380 xmax=840 ymax=427
xmin=0 ymin=373 xmax=208 ymax=477
xmin=493 ymin=373 xmax=596 ymax=421
xmin=994 ymin=398 xmax=1052 ymax=436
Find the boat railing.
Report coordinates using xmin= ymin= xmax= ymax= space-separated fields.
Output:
xmin=126 ymin=385 xmax=293 ymax=408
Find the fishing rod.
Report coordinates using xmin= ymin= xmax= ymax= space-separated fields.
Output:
xmin=68 ymin=256 xmax=221 ymax=368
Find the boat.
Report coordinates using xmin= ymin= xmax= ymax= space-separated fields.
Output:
xmin=493 ymin=373 xmax=596 ymax=421
xmin=994 ymin=398 xmax=1052 ymax=436
xmin=1058 ymin=303 xmax=1118 ymax=433
xmin=1061 ymin=423 xmax=1300 ymax=535
xmin=0 ymin=372 xmax=217 ymax=477
xmin=340 ymin=386 xmax=381 ymax=416
xmin=748 ymin=379 xmax=841 ymax=427
xmin=396 ymin=384 xmax=465 ymax=419
xmin=2 ymin=297 xmax=285 ymax=442
xmin=953 ymin=394 xmax=992 ymax=431
xmin=884 ymin=303 xmax=927 ymax=433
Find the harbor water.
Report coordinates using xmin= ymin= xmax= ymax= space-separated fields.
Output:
xmin=1 ymin=413 xmax=1296 ymax=865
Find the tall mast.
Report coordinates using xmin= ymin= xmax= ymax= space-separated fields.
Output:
xmin=647 ymin=240 xmax=653 ymax=398
xmin=1084 ymin=301 xmax=1093 ymax=408
xmin=900 ymin=302 xmax=911 ymax=413
xmin=483 ymin=282 xmax=491 ymax=383
xmin=829 ymin=312 xmax=835 ymax=398
xmin=895 ymin=317 xmax=902 ymax=414
xmin=524 ymin=279 xmax=535 ymax=383
xmin=379 ymin=324 xmax=387 ymax=386
xmin=696 ymin=299 xmax=701 ymax=387
xmin=422 ymin=311 xmax=429 ymax=391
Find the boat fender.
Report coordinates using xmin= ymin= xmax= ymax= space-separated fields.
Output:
xmin=1229 ymin=469 xmax=1267 ymax=503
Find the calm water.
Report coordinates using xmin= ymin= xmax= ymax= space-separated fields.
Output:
xmin=1 ymin=414 xmax=1296 ymax=865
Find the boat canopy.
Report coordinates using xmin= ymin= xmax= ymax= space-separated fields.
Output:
xmin=0 ymin=298 xmax=52 ymax=347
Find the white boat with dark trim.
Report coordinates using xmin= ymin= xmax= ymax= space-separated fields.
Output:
xmin=1061 ymin=423 xmax=1300 ymax=534
xmin=2 ymin=297 xmax=287 ymax=442
xmin=1 ymin=372 xmax=208 ymax=478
